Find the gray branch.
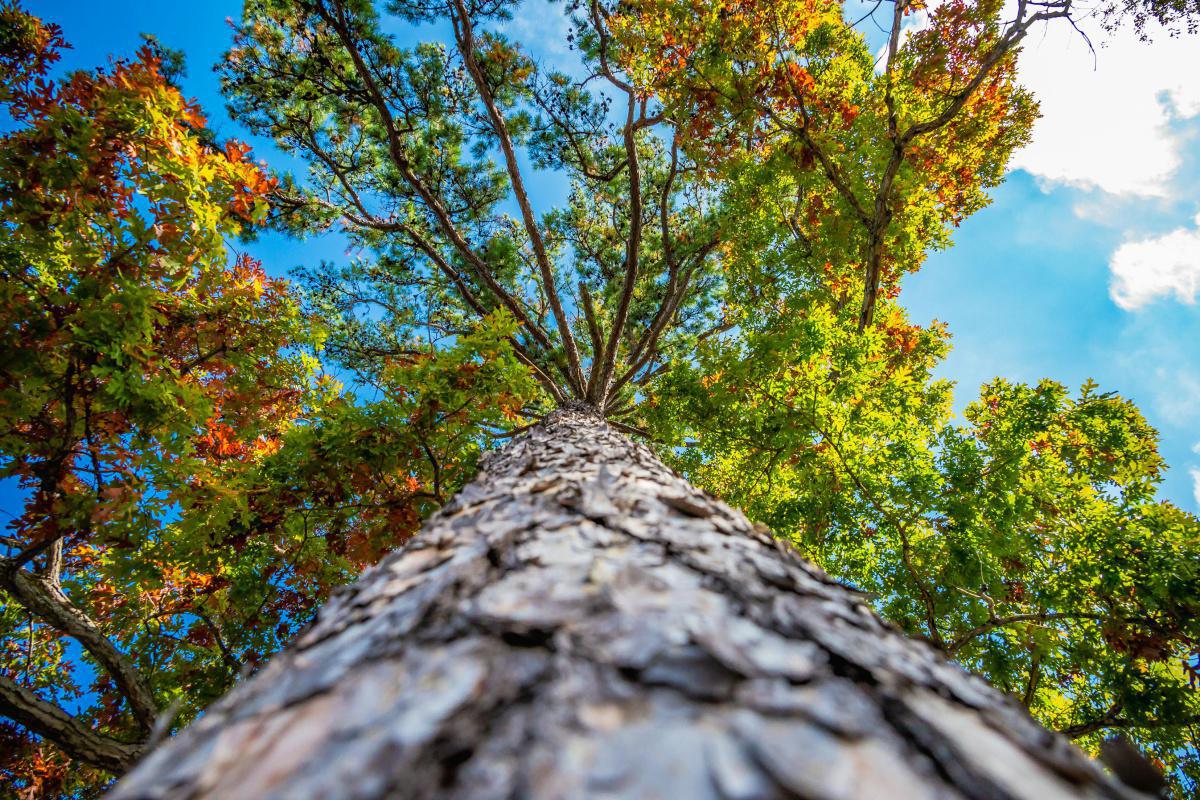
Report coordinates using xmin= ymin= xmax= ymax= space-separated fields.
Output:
xmin=1 ymin=561 xmax=158 ymax=733
xmin=0 ymin=673 xmax=143 ymax=773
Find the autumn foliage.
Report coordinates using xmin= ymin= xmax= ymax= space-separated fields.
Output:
xmin=0 ymin=5 xmax=310 ymax=793
xmin=0 ymin=8 xmax=545 ymax=793
xmin=610 ymin=0 xmax=1037 ymax=328
xmin=3 ymin=0 xmax=1200 ymax=796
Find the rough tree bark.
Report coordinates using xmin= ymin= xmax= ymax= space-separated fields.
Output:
xmin=112 ymin=407 xmax=1148 ymax=799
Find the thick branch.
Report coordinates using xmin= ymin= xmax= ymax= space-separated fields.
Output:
xmin=606 ymin=144 xmax=714 ymax=404
xmin=591 ymin=92 xmax=645 ymax=408
xmin=858 ymin=0 xmax=1073 ymax=328
xmin=1062 ymin=713 xmax=1200 ymax=739
xmin=1058 ymin=696 xmax=1200 ymax=740
xmin=0 ymin=673 xmax=143 ymax=773
xmin=404 ymin=227 xmax=569 ymax=404
xmin=855 ymin=0 xmax=907 ymax=330
xmin=0 ymin=561 xmax=158 ymax=732
xmin=899 ymin=4 xmax=1072 ymax=145
xmin=579 ymin=281 xmax=607 ymax=403
xmin=613 ymin=138 xmax=682 ymax=376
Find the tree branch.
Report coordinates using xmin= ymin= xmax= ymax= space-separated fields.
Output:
xmin=403 ymin=228 xmax=568 ymax=404
xmin=0 ymin=673 xmax=143 ymax=773
xmin=858 ymin=0 xmax=1074 ymax=328
xmin=451 ymin=0 xmax=585 ymax=397
xmin=0 ymin=560 xmax=158 ymax=732
xmin=814 ymin=425 xmax=945 ymax=648
xmin=606 ymin=143 xmax=714 ymax=404
xmin=946 ymin=611 xmax=1105 ymax=654
xmin=579 ymin=281 xmax=606 ymax=403
xmin=315 ymin=0 xmax=561 ymax=369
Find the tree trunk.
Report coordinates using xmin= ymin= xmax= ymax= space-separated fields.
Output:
xmin=112 ymin=407 xmax=1144 ymax=800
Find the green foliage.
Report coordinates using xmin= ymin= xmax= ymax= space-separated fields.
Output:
xmin=643 ymin=308 xmax=1200 ymax=787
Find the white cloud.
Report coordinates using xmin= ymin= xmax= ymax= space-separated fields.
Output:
xmin=501 ymin=1 xmax=579 ymax=74
xmin=1109 ymin=212 xmax=1200 ymax=308
xmin=877 ymin=7 xmax=1200 ymax=196
xmin=1153 ymin=368 xmax=1200 ymax=425
xmin=1011 ymin=18 xmax=1200 ymax=197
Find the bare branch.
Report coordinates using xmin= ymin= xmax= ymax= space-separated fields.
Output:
xmin=946 ymin=611 xmax=1106 ymax=654
xmin=1062 ymin=704 xmax=1199 ymax=738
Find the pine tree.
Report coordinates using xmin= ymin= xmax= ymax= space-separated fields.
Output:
xmin=112 ymin=407 xmax=1150 ymax=799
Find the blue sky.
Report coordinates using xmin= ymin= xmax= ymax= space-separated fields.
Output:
xmin=903 ymin=7 xmax=1200 ymax=513
xmin=21 ymin=0 xmax=1200 ymax=512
